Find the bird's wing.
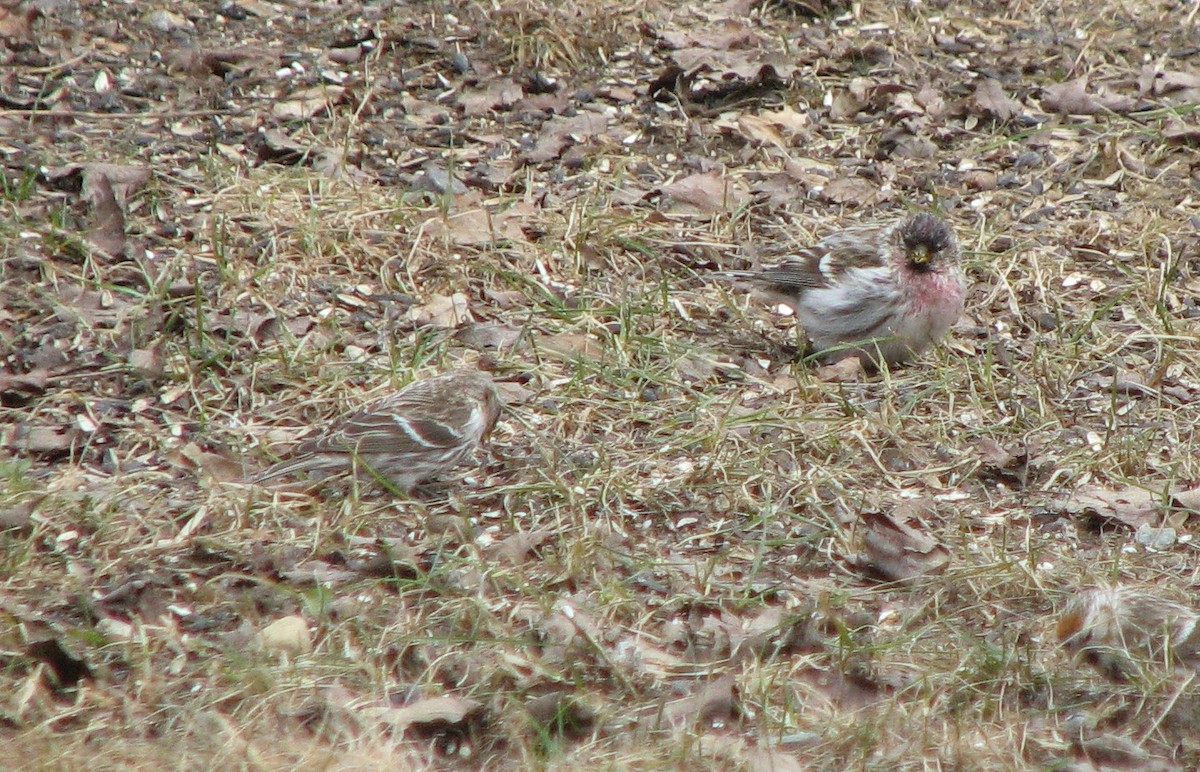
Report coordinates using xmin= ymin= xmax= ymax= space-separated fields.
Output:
xmin=726 ymin=223 xmax=893 ymax=293
xmin=300 ymin=399 xmax=472 ymax=457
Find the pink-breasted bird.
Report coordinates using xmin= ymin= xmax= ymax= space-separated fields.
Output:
xmin=721 ymin=213 xmax=966 ymax=366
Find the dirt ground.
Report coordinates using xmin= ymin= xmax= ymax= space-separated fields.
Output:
xmin=3 ymin=0 xmax=1200 ymax=768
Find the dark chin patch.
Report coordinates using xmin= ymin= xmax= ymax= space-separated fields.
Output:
xmin=902 ymin=214 xmax=953 ymax=258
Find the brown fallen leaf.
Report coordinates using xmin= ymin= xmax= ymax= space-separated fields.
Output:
xmin=819 ymin=176 xmax=889 ymax=206
xmin=732 ymin=113 xmax=787 ymax=148
xmin=44 ymin=163 xmax=151 ymax=206
xmin=82 ymin=170 xmax=129 ymax=257
xmin=971 ymin=78 xmax=1022 ymax=122
xmin=487 ymin=528 xmax=553 ymax=564
xmin=0 ymin=368 xmax=50 ymax=402
xmin=457 ymin=77 xmax=524 ymax=115
xmin=0 ymin=1 xmax=38 ymax=44
xmin=535 ymin=332 xmax=603 ymax=360
xmin=1041 ymin=77 xmax=1100 ymax=114
xmin=724 ymin=106 xmax=809 ymax=150
xmin=962 ymin=169 xmax=997 ymax=191
xmin=128 ymin=347 xmax=164 ymax=378
xmin=662 ymin=673 xmax=738 ymax=727
xmin=166 ymin=46 xmax=270 ymax=78
xmin=698 ymin=734 xmax=807 ymax=772
xmin=369 ymin=695 xmax=481 ymax=733
xmin=659 ymin=171 xmax=750 ymax=216
xmin=272 ymin=85 xmax=346 ymax=120
xmin=973 ymin=437 xmax=1029 ymax=484
xmin=525 ymin=692 xmax=597 ymax=739
xmin=454 ymin=322 xmax=525 ymax=352
xmin=408 ymin=293 xmax=472 ymax=329
xmin=255 ymin=616 xmax=312 ymax=655
xmin=856 ymin=509 xmax=950 ymax=582
xmin=1075 ymin=733 xmax=1163 ymax=770
xmin=794 ymin=665 xmax=882 ymax=710
xmin=522 ymin=112 xmax=610 ymax=164
xmin=1171 ymin=487 xmax=1200 ymax=514
xmin=278 ymin=560 xmax=359 ymax=587
xmin=1162 ymin=117 xmax=1200 ymax=145
xmin=815 ymin=356 xmax=863 ymax=382
xmin=1041 ymin=77 xmax=1137 ymax=115
xmin=492 ymin=379 xmax=536 ymax=406
xmin=423 ymin=206 xmax=529 ymax=246
xmin=2 ymin=423 xmax=80 ymax=455
xmin=173 ymin=442 xmax=246 ymax=483
xmin=0 ymin=496 xmax=41 ymax=532
xmin=1060 ymin=484 xmax=1159 ymax=530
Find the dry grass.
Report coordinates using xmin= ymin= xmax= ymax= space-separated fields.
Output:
xmin=3 ymin=0 xmax=1200 ymax=768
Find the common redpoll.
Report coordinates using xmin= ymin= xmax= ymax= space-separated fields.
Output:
xmin=1057 ymin=585 xmax=1200 ymax=678
xmin=253 ymin=370 xmax=502 ymax=491
xmin=721 ymin=213 xmax=966 ymax=366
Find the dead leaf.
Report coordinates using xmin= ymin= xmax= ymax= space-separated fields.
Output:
xmin=279 ymin=560 xmax=360 ymax=587
xmin=525 ymin=692 xmax=597 ymax=738
xmin=370 ymin=695 xmax=481 ymax=733
xmin=255 ymin=616 xmax=312 ymax=655
xmin=0 ymin=2 xmax=38 ymax=44
xmin=166 ymin=47 xmax=270 ymax=78
xmin=2 ymin=423 xmax=80 ymax=455
xmin=174 ymin=442 xmax=246 ymax=483
xmin=1041 ymin=77 xmax=1136 ymax=115
xmin=81 ymin=171 xmax=127 ymax=257
xmin=487 ymin=529 xmax=553 ymax=564
xmin=423 ymin=205 xmax=530 ymax=246
xmin=1076 ymin=732 xmax=1159 ymax=769
xmin=660 ymin=171 xmax=750 ymax=216
xmin=522 ymin=112 xmax=610 ymax=164
xmin=663 ymin=673 xmax=738 ymax=727
xmin=408 ymin=293 xmax=472 ymax=328
xmin=1171 ymin=488 xmax=1200 ymax=514
xmin=815 ymin=356 xmax=864 ymax=382
xmin=536 ymin=332 xmax=603 ymax=360
xmin=492 ymin=380 xmax=536 ymax=405
xmin=856 ymin=510 xmax=950 ymax=582
xmin=455 ymin=322 xmax=525 ymax=351
xmin=1060 ymin=484 xmax=1159 ymax=530
xmin=1041 ymin=78 xmax=1101 ymax=114
xmin=675 ymin=354 xmax=718 ymax=383
xmin=795 ymin=665 xmax=881 ymax=710
xmin=699 ymin=735 xmax=807 ymax=772
xmin=0 ymin=369 xmax=50 ymax=402
xmin=1141 ymin=67 xmax=1200 ymax=103
xmin=819 ymin=177 xmax=888 ymax=206
xmin=733 ymin=113 xmax=787 ymax=148
xmin=24 ymin=639 xmax=91 ymax=689
xmin=42 ymin=163 xmax=150 ymax=205
xmin=128 ymin=347 xmax=164 ymax=378
xmin=1162 ymin=117 xmax=1200 ymax=145
xmin=272 ymin=85 xmax=345 ymax=121
xmin=962 ymin=170 xmax=997 ymax=191
xmin=973 ymin=438 xmax=1029 ymax=484
xmin=727 ymin=107 xmax=810 ymax=149
xmin=971 ymin=79 xmax=1022 ymax=122
xmin=0 ymin=496 xmax=40 ymax=531
xmin=458 ymin=77 xmax=524 ymax=115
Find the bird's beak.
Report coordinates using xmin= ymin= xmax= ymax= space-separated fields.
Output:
xmin=909 ymin=244 xmax=930 ymax=265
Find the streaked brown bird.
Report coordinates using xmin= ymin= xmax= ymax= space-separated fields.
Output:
xmin=1058 ymin=584 xmax=1200 ymax=679
xmin=720 ymin=212 xmax=966 ymax=366
xmin=253 ymin=369 xmax=502 ymax=491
